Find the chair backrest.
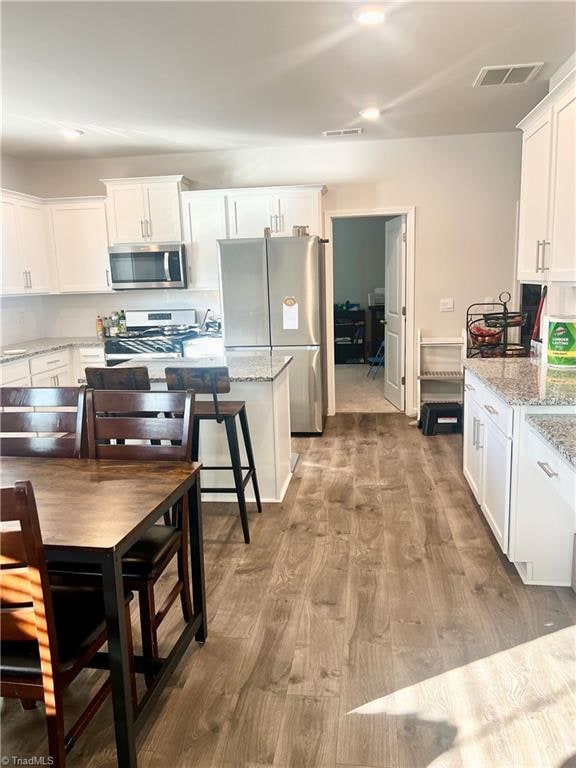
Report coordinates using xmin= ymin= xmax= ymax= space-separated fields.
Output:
xmin=165 ymin=366 xmax=230 ymax=422
xmin=86 ymin=388 xmax=194 ymax=461
xmin=85 ymin=366 xmax=151 ymax=390
xmin=0 ymin=386 xmax=86 ymax=458
xmin=0 ymin=481 xmax=59 ymax=683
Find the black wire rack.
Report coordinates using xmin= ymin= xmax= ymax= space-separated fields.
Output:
xmin=466 ymin=291 xmax=529 ymax=358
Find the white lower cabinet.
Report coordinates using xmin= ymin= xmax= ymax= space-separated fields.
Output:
xmin=463 ymin=368 xmax=575 ymax=585
xmin=514 ymin=425 xmax=575 ymax=585
xmin=31 ymin=367 xmax=72 ymax=387
xmin=463 ymin=381 xmax=512 ymax=554
xmin=480 ymin=416 xmax=512 ymax=554
xmin=463 ymin=394 xmax=483 ymax=503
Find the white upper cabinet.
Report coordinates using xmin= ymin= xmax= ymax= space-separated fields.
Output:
xmin=0 ymin=191 xmax=53 ymax=296
xmin=182 ymin=185 xmax=325 ymax=292
xmin=1 ymin=195 xmax=24 ymax=295
xmin=517 ymin=111 xmax=552 ymax=282
xmin=517 ymin=73 xmax=575 ymax=283
xmin=549 ymin=85 xmax=576 ymax=281
xmin=227 ymin=191 xmax=276 ymax=238
xmin=18 ymin=200 xmax=52 ymax=293
xmin=49 ymin=198 xmax=111 ymax=293
xmin=181 ymin=191 xmax=228 ymax=290
xmin=102 ymin=176 xmax=191 ymax=245
xmin=275 ymin=189 xmax=322 ymax=235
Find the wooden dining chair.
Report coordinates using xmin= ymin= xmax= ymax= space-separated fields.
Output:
xmin=0 ymin=481 xmax=135 ymax=767
xmin=0 ymin=386 xmax=86 ymax=458
xmin=48 ymin=389 xmax=196 ymax=685
xmin=165 ymin=366 xmax=262 ymax=545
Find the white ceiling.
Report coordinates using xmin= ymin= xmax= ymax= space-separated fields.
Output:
xmin=2 ymin=1 xmax=575 ymax=159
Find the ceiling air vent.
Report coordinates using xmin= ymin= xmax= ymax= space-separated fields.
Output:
xmin=322 ymin=128 xmax=363 ymax=137
xmin=473 ymin=62 xmax=544 ymax=87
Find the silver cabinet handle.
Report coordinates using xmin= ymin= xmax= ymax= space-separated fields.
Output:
xmin=537 ymin=461 xmax=558 ymax=478
xmin=476 ymin=421 xmax=484 ymax=449
xmin=270 ymin=214 xmax=275 ymax=231
xmin=23 ymin=271 xmax=28 ymax=289
xmin=484 ymin=404 xmax=498 ymax=416
xmin=472 ymin=416 xmax=478 ymax=447
xmin=140 ymin=220 xmax=146 ymax=238
xmin=106 ymin=268 xmax=110 ymax=287
xmin=46 ymin=359 xmax=61 ymax=366
xmin=535 ymin=240 xmax=542 ymax=272
xmin=28 ymin=270 xmax=32 ymax=289
xmin=146 ymin=219 xmax=152 ymax=238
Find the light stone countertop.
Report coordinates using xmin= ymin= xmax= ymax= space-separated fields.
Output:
xmin=463 ymin=358 xmax=576 ymax=406
xmin=0 ymin=337 xmax=104 ymax=365
xmin=114 ymin=351 xmax=293 ymax=383
xmin=525 ymin=414 xmax=576 ymax=470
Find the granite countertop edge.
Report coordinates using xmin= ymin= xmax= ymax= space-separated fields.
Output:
xmin=463 ymin=358 xmax=576 ymax=406
xmin=524 ymin=414 xmax=576 ymax=470
xmin=0 ymin=337 xmax=104 ymax=364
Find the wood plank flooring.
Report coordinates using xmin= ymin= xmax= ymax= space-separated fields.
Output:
xmin=2 ymin=413 xmax=576 ymax=767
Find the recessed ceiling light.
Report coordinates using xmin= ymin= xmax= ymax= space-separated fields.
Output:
xmin=359 ymin=107 xmax=381 ymax=120
xmin=354 ymin=6 xmax=385 ymax=25
xmin=60 ymin=127 xmax=84 ymax=141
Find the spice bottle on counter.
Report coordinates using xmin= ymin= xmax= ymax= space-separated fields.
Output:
xmin=96 ymin=315 xmax=104 ymax=340
xmin=103 ymin=316 xmax=111 ymax=337
xmin=109 ymin=311 xmax=119 ymax=337
xmin=118 ymin=309 xmax=127 ymax=334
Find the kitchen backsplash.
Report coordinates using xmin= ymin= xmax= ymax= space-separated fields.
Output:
xmin=1 ymin=289 xmax=220 ymax=345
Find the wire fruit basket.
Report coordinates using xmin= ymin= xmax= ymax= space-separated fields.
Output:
xmin=466 ymin=291 xmax=528 ymax=358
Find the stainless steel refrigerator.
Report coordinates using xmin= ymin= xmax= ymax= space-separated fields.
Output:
xmin=218 ymin=235 xmax=326 ymax=433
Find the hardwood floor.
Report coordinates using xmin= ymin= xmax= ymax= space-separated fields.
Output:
xmin=2 ymin=413 xmax=576 ymax=767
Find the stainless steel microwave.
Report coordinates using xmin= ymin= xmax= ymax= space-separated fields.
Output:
xmin=108 ymin=243 xmax=187 ymax=290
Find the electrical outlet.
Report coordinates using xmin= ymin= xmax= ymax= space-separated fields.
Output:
xmin=439 ymin=297 xmax=454 ymax=313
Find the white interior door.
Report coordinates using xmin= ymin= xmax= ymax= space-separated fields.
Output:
xmin=384 ymin=216 xmax=405 ymax=411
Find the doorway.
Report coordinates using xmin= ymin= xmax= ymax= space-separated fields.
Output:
xmin=324 ymin=207 xmax=415 ymax=416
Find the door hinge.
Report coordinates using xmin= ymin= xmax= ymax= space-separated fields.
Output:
xmin=401 ymin=306 xmax=406 ymax=316
xmin=402 ymin=231 xmax=407 ymax=243
xmin=401 ymin=376 xmax=406 ymax=385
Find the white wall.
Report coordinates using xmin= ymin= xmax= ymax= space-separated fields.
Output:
xmin=333 ymin=216 xmax=390 ymax=306
xmin=3 ymin=130 xmax=522 ymax=339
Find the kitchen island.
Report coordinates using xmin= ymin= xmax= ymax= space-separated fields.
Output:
xmin=115 ymin=351 xmax=294 ymax=503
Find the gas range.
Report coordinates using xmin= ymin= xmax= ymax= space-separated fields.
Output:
xmin=104 ymin=309 xmax=207 ymax=365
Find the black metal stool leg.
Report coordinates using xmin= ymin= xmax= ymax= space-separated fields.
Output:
xmin=239 ymin=405 xmax=262 ymax=513
xmin=224 ymin=416 xmax=250 ymax=544
xmin=192 ymin=416 xmax=200 ymax=462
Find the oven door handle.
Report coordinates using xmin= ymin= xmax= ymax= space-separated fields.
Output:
xmin=164 ymin=251 xmax=171 ymax=281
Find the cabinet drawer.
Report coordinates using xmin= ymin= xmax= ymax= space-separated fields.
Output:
xmin=0 ymin=360 xmax=31 ymax=385
xmin=526 ymin=425 xmax=576 ymax=508
xmin=464 ymin=370 xmax=512 ymax=437
xmin=30 ymin=350 xmax=70 ymax=375
xmin=78 ymin=346 xmax=105 ymax=364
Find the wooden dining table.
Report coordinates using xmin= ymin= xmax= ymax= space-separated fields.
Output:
xmin=0 ymin=456 xmax=206 ymax=768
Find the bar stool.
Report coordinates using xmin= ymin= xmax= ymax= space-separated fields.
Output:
xmin=165 ymin=366 xmax=262 ymax=544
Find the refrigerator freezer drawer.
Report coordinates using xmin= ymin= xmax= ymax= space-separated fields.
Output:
xmin=275 ymin=345 xmax=323 ymax=433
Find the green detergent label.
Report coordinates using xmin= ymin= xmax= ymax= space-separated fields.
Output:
xmin=547 ymin=320 xmax=576 ymax=367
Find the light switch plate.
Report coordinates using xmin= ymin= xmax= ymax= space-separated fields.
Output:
xmin=440 ymin=297 xmax=454 ymax=312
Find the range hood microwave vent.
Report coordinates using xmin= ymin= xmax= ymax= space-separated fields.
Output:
xmin=473 ymin=63 xmax=544 ymax=87
xmin=322 ymin=127 xmax=363 ymax=137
